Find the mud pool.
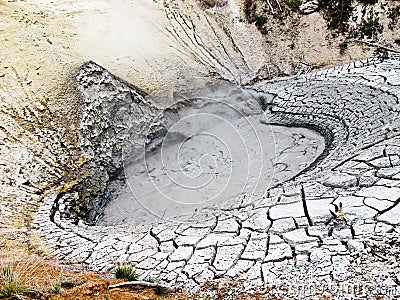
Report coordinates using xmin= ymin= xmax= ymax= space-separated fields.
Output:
xmin=98 ymin=93 xmax=325 ymax=226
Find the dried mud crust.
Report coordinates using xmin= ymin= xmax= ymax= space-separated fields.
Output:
xmin=33 ymin=53 xmax=400 ymax=298
xmin=1 ymin=0 xmax=400 ymax=298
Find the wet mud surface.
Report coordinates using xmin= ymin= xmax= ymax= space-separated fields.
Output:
xmin=99 ymin=98 xmax=324 ymax=225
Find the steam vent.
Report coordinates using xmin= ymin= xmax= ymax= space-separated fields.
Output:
xmin=1 ymin=0 xmax=400 ymax=298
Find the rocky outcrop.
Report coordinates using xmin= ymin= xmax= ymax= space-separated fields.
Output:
xmin=59 ymin=62 xmax=163 ymax=223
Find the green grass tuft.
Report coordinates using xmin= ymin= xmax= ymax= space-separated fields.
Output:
xmin=0 ymin=266 xmax=27 ymax=298
xmin=114 ymin=265 xmax=138 ymax=281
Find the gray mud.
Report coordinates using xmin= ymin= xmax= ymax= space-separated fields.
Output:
xmin=98 ymin=95 xmax=324 ymax=226
xmin=74 ymin=63 xmax=325 ymax=226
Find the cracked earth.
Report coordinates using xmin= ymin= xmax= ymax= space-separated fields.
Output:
xmin=1 ymin=0 xmax=400 ymax=299
xmin=32 ymin=54 xmax=400 ymax=298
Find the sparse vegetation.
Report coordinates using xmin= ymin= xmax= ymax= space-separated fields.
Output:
xmin=319 ymin=0 xmax=353 ymax=34
xmin=244 ymin=0 xmax=399 ymax=56
xmin=0 ymin=257 xmax=188 ymax=299
xmin=114 ymin=265 xmax=138 ymax=281
xmin=245 ymin=0 xmax=302 ymax=32
xmin=319 ymin=0 xmax=384 ymax=38
xmin=254 ymin=13 xmax=267 ymax=28
xmin=357 ymin=11 xmax=383 ymax=39
xmin=285 ymin=0 xmax=302 ymax=13
xmin=48 ymin=272 xmax=63 ymax=294
xmin=144 ymin=278 xmax=167 ymax=296
xmin=388 ymin=5 xmax=400 ymax=29
xmin=152 ymin=284 xmax=167 ymax=296
xmin=0 ymin=266 xmax=27 ymax=298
